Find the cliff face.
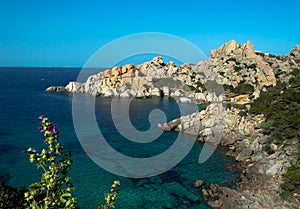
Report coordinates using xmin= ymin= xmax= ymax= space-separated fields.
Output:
xmin=46 ymin=40 xmax=300 ymax=105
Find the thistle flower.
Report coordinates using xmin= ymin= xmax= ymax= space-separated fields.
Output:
xmin=47 ymin=124 xmax=57 ymax=133
xmin=23 ymin=148 xmax=37 ymax=153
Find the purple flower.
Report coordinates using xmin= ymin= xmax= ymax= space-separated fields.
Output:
xmin=38 ymin=115 xmax=44 ymax=120
xmin=47 ymin=124 xmax=57 ymax=133
xmin=22 ymin=149 xmax=37 ymax=153
xmin=39 ymin=127 xmax=44 ymax=133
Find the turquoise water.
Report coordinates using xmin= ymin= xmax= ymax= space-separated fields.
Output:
xmin=0 ymin=67 xmax=239 ymax=208
xmin=198 ymin=104 xmax=208 ymax=111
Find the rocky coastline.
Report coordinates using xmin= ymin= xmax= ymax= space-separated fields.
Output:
xmin=160 ymin=104 xmax=299 ymax=208
xmin=47 ymin=40 xmax=300 ymax=208
xmin=158 ymin=42 xmax=300 ymax=208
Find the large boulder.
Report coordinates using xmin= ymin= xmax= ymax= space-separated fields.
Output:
xmin=135 ymin=90 xmax=145 ymax=98
xmin=195 ymin=92 xmax=207 ymax=102
xmin=102 ymin=89 xmax=114 ymax=97
xmin=290 ymin=45 xmax=300 ymax=59
xmin=121 ymin=64 xmax=136 ymax=77
xmin=111 ymin=66 xmax=122 ymax=77
xmin=178 ymin=97 xmax=192 ymax=103
xmin=120 ymin=90 xmax=132 ymax=98
xmin=265 ymin=161 xmax=283 ymax=176
xmin=65 ymin=82 xmax=84 ymax=93
xmin=150 ymin=87 xmax=162 ymax=97
xmin=162 ymin=86 xmax=170 ymax=96
xmin=210 ymin=40 xmax=239 ymax=58
xmin=150 ymin=56 xmax=164 ymax=65
xmin=103 ymin=69 xmax=112 ymax=78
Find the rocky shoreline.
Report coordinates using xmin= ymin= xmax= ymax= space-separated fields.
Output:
xmin=47 ymin=40 xmax=300 ymax=208
xmin=160 ymin=104 xmax=299 ymax=208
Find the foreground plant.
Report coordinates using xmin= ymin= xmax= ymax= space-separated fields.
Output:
xmin=98 ymin=181 xmax=121 ymax=209
xmin=24 ymin=116 xmax=76 ymax=208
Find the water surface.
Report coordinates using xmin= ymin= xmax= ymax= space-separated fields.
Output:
xmin=0 ymin=67 xmax=239 ymax=208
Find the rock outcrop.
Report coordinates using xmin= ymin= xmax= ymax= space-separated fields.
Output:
xmin=45 ymin=86 xmax=66 ymax=92
xmin=46 ymin=40 xmax=300 ymax=105
xmin=50 ymin=56 xmax=195 ymax=100
xmin=191 ymin=40 xmax=277 ymax=100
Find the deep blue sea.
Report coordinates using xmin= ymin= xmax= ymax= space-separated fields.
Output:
xmin=0 ymin=67 xmax=239 ymax=209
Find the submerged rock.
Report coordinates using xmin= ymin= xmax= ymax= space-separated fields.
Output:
xmin=193 ymin=180 xmax=204 ymax=188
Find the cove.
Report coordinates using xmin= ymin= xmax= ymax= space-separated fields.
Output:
xmin=0 ymin=67 xmax=240 ymax=209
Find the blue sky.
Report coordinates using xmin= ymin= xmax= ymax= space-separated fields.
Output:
xmin=0 ymin=0 xmax=299 ymax=67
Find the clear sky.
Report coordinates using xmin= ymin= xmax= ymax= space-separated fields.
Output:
xmin=0 ymin=0 xmax=299 ymax=67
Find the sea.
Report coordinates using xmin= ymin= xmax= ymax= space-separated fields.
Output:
xmin=0 ymin=67 xmax=240 ymax=209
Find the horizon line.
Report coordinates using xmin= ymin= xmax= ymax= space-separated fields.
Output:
xmin=0 ymin=66 xmax=109 ymax=69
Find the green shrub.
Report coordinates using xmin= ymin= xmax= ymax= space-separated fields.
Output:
xmin=223 ymin=83 xmax=254 ymax=94
xmin=249 ymin=75 xmax=300 ymax=199
xmin=284 ymin=165 xmax=300 ymax=185
xmin=194 ymin=81 xmax=205 ymax=92
xmin=264 ymin=144 xmax=275 ymax=155
xmin=243 ymin=63 xmax=257 ymax=69
xmin=238 ymin=111 xmax=247 ymax=118
xmin=250 ymin=76 xmax=300 ymax=145
xmin=235 ymin=83 xmax=255 ymax=94
xmin=261 ymin=120 xmax=275 ymax=130
xmin=291 ymin=68 xmax=300 ymax=76
xmin=234 ymin=66 xmax=243 ymax=72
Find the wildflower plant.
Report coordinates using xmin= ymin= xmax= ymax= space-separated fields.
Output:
xmin=98 ymin=181 xmax=120 ymax=209
xmin=24 ymin=116 xmax=76 ymax=208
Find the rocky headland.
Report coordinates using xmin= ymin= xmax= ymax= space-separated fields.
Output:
xmin=47 ymin=40 xmax=300 ymax=208
xmin=47 ymin=40 xmax=298 ymax=105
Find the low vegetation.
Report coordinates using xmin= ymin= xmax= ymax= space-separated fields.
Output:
xmin=250 ymin=76 xmax=300 ymax=145
xmin=250 ymin=75 xmax=300 ymax=198
xmin=224 ymin=83 xmax=254 ymax=94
